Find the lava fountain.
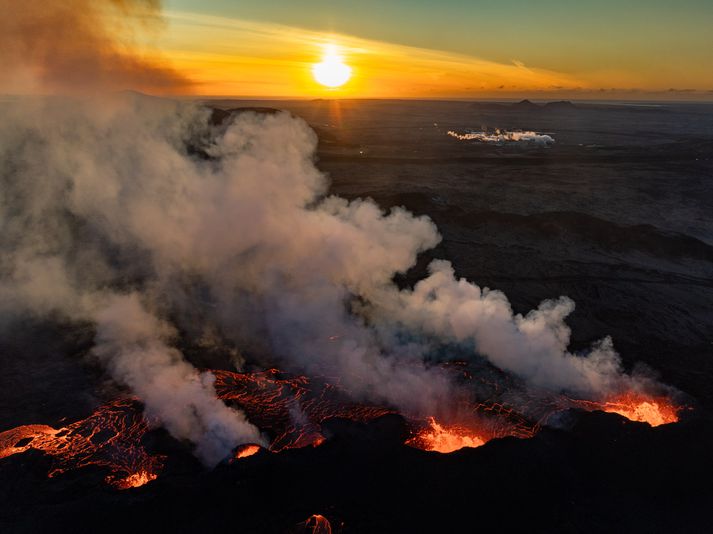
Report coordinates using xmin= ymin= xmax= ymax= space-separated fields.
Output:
xmin=406 ymin=417 xmax=486 ymax=453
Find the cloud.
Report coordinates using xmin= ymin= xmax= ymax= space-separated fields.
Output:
xmin=92 ymin=293 xmax=264 ymax=464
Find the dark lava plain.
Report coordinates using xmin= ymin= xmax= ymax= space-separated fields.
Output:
xmin=2 ymin=99 xmax=712 ymax=533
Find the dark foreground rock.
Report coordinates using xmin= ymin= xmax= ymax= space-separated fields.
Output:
xmin=2 ymin=411 xmax=712 ymax=533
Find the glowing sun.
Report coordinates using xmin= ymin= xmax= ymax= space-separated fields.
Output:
xmin=312 ymin=45 xmax=352 ymax=88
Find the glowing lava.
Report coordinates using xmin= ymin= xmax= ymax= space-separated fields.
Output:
xmin=0 ymin=367 xmax=685 ymax=489
xmin=114 ymin=470 xmax=158 ymax=489
xmin=213 ymin=369 xmax=394 ymax=451
xmin=0 ymin=399 xmax=163 ymax=489
xmin=599 ymin=393 xmax=680 ymax=426
xmin=407 ymin=417 xmax=486 ymax=453
xmin=567 ymin=392 xmax=681 ymax=427
xmin=235 ymin=444 xmax=261 ymax=459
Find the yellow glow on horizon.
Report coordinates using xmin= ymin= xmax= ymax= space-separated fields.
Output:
xmin=312 ymin=44 xmax=352 ymax=88
xmin=156 ymin=11 xmax=590 ymax=98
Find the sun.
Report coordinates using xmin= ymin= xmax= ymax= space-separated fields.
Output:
xmin=312 ymin=45 xmax=352 ymax=88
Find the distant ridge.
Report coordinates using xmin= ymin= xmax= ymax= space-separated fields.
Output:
xmin=471 ymin=99 xmax=582 ymax=112
xmin=512 ymin=99 xmax=541 ymax=111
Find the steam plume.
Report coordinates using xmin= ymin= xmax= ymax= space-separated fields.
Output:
xmin=448 ymin=129 xmax=555 ymax=146
xmin=0 ymin=93 xmax=639 ymax=462
xmin=0 ymin=0 xmax=671 ymax=470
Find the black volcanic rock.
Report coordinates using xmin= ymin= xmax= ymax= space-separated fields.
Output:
xmin=321 ymin=414 xmax=409 ymax=451
xmin=3 ymin=411 xmax=713 ymax=533
xmin=449 ymin=210 xmax=713 ymax=261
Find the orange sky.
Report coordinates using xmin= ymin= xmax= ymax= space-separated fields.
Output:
xmin=151 ymin=9 xmax=713 ymax=100
xmin=155 ymin=12 xmax=586 ymax=99
xmin=3 ymin=1 xmax=712 ymax=100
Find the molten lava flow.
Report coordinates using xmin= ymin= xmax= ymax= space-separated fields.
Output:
xmin=0 ymin=365 xmax=685 ymax=489
xmin=0 ymin=424 xmax=58 ymax=459
xmin=0 ymin=398 xmax=163 ymax=489
xmin=407 ymin=417 xmax=486 ymax=453
xmin=235 ymin=444 xmax=261 ymax=459
xmin=213 ymin=369 xmax=395 ymax=451
xmin=567 ymin=392 xmax=680 ymax=427
xmin=599 ymin=393 xmax=680 ymax=426
xmin=114 ymin=470 xmax=158 ymax=489
xmin=0 ymin=370 xmax=396 ymax=488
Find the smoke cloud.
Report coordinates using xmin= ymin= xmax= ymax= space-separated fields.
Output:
xmin=0 ymin=92 xmax=638 ymax=463
xmin=0 ymin=0 xmax=189 ymax=95
xmin=92 ymin=293 xmax=264 ymax=464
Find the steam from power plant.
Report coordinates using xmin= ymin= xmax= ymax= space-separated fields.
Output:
xmin=448 ymin=129 xmax=555 ymax=146
xmin=0 ymin=92 xmax=646 ymax=463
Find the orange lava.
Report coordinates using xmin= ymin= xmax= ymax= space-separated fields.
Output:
xmin=0 ymin=424 xmax=58 ymax=459
xmin=599 ymin=393 xmax=680 ymax=427
xmin=407 ymin=417 xmax=486 ymax=453
xmin=0 ymin=366 xmax=685 ymax=490
xmin=567 ymin=391 xmax=681 ymax=427
xmin=113 ymin=470 xmax=158 ymax=489
xmin=235 ymin=444 xmax=261 ymax=459
xmin=0 ymin=399 xmax=163 ymax=489
xmin=213 ymin=369 xmax=394 ymax=451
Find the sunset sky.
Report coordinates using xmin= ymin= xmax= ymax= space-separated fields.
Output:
xmin=4 ymin=0 xmax=713 ymax=99
xmin=156 ymin=0 xmax=713 ymax=99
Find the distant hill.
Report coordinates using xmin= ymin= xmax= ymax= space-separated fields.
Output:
xmin=471 ymin=99 xmax=580 ymax=112
xmin=512 ymin=99 xmax=541 ymax=111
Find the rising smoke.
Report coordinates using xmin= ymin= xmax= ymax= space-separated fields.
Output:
xmin=0 ymin=0 xmax=642 ymax=467
xmin=0 ymin=93 xmax=636 ymax=464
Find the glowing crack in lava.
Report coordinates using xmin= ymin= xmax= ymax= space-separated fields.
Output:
xmin=0 ymin=367 xmax=685 ymax=488
xmin=406 ymin=417 xmax=486 ymax=453
xmin=212 ymin=369 xmax=396 ymax=451
xmin=0 ymin=399 xmax=163 ymax=489
xmin=304 ymin=514 xmax=333 ymax=534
